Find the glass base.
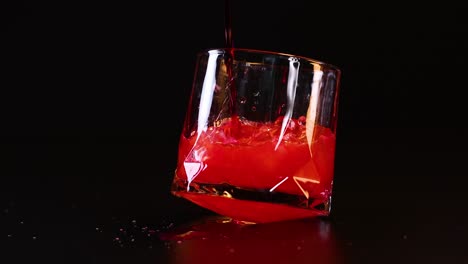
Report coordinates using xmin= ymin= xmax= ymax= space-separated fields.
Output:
xmin=172 ymin=180 xmax=331 ymax=223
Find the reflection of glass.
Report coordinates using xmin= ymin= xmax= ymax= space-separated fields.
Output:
xmin=160 ymin=216 xmax=343 ymax=264
xmin=172 ymin=48 xmax=341 ymax=223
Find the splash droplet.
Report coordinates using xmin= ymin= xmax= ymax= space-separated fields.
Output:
xmin=239 ymin=97 xmax=247 ymax=104
xmin=298 ymin=116 xmax=306 ymax=125
xmin=251 ymin=106 xmax=257 ymax=112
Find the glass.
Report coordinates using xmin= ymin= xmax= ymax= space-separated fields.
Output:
xmin=171 ymin=48 xmax=341 ymax=223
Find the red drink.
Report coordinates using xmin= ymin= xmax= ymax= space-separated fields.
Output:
xmin=172 ymin=115 xmax=336 ymax=223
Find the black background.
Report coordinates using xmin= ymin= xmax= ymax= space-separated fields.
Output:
xmin=2 ymin=1 xmax=467 ymax=263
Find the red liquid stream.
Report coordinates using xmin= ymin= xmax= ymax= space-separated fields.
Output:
xmin=224 ymin=0 xmax=233 ymax=49
xmin=224 ymin=0 xmax=237 ymax=118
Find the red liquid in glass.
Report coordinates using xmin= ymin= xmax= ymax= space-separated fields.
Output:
xmin=172 ymin=116 xmax=336 ymax=223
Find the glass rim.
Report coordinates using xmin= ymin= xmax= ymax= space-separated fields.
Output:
xmin=199 ymin=47 xmax=341 ymax=72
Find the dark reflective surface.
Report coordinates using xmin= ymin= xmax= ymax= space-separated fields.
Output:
xmin=160 ymin=216 xmax=342 ymax=264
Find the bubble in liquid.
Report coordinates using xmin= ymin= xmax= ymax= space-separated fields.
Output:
xmin=239 ymin=97 xmax=247 ymax=104
xmin=251 ymin=106 xmax=257 ymax=112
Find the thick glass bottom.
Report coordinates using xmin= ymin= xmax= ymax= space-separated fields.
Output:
xmin=172 ymin=181 xmax=331 ymax=223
